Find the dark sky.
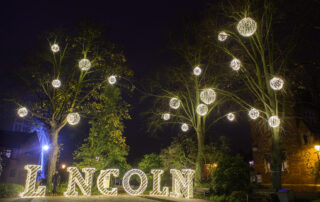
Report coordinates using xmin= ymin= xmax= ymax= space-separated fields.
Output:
xmin=0 ymin=0 xmax=251 ymax=165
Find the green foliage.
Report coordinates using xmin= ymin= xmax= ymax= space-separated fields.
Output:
xmin=0 ymin=183 xmax=24 ymax=197
xmin=138 ymin=153 xmax=163 ymax=173
xmin=209 ymin=191 xmax=247 ymax=202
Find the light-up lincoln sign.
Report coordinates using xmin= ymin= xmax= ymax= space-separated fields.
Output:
xmin=21 ymin=165 xmax=195 ymax=199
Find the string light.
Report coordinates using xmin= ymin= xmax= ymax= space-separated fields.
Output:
xmin=52 ymin=79 xmax=61 ymax=88
xmin=181 ymin=123 xmax=189 ymax=132
xmin=79 ymin=58 xmax=91 ymax=71
xmin=122 ymin=169 xmax=148 ymax=196
xmin=169 ymin=98 xmax=181 ymax=110
xmin=97 ymin=169 xmax=119 ymax=196
xmin=17 ymin=107 xmax=28 ymax=118
xmin=162 ymin=113 xmax=170 ymax=121
xmin=51 ymin=44 xmax=60 ymax=53
xmin=230 ymin=58 xmax=241 ymax=71
xmin=269 ymin=77 xmax=284 ymax=90
xmin=64 ymin=167 xmax=96 ymax=197
xmin=170 ymin=169 xmax=195 ymax=199
xmin=193 ymin=66 xmax=202 ymax=76
xmin=200 ymin=89 xmax=216 ymax=104
xmin=150 ymin=169 xmax=169 ymax=196
xmin=227 ymin=113 xmax=235 ymax=121
xmin=218 ymin=32 xmax=228 ymax=41
xmin=248 ymin=108 xmax=259 ymax=120
xmin=196 ymin=104 xmax=208 ymax=116
xmin=20 ymin=165 xmax=46 ymax=198
xmin=236 ymin=17 xmax=257 ymax=37
xmin=108 ymin=76 xmax=117 ymax=85
xmin=268 ymin=115 xmax=280 ymax=128
xmin=67 ymin=112 xmax=80 ymax=125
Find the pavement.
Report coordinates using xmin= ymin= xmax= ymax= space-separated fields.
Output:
xmin=0 ymin=196 xmax=210 ymax=202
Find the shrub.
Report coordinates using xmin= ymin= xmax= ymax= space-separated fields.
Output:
xmin=0 ymin=183 xmax=24 ymax=197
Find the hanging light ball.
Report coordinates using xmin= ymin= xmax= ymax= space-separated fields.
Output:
xmin=108 ymin=75 xmax=117 ymax=85
xmin=193 ymin=66 xmax=202 ymax=76
xmin=67 ymin=112 xmax=80 ymax=125
xmin=162 ymin=113 xmax=170 ymax=121
xmin=181 ymin=123 xmax=189 ymax=132
xmin=196 ymin=104 xmax=208 ymax=116
xmin=248 ymin=108 xmax=260 ymax=120
xmin=51 ymin=79 xmax=61 ymax=88
xmin=230 ymin=58 xmax=241 ymax=71
xmin=17 ymin=107 xmax=28 ymax=118
xmin=218 ymin=31 xmax=228 ymax=41
xmin=200 ymin=89 xmax=216 ymax=105
xmin=78 ymin=58 xmax=91 ymax=71
xmin=236 ymin=17 xmax=257 ymax=37
xmin=51 ymin=44 xmax=60 ymax=53
xmin=268 ymin=115 xmax=280 ymax=128
xmin=269 ymin=77 xmax=284 ymax=90
xmin=227 ymin=113 xmax=235 ymax=121
xmin=169 ymin=98 xmax=181 ymax=110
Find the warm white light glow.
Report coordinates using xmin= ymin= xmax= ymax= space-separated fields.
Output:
xmin=169 ymin=98 xmax=181 ymax=110
xmin=108 ymin=76 xmax=117 ymax=85
xmin=150 ymin=169 xmax=169 ymax=196
xmin=42 ymin=145 xmax=49 ymax=151
xmin=268 ymin=115 xmax=280 ymax=128
xmin=79 ymin=58 xmax=91 ymax=71
xmin=122 ymin=169 xmax=148 ymax=196
xmin=269 ymin=77 xmax=284 ymax=90
xmin=20 ymin=165 xmax=46 ymax=198
xmin=218 ymin=31 xmax=228 ymax=41
xmin=181 ymin=123 xmax=189 ymax=132
xmin=237 ymin=17 xmax=257 ymax=37
xmin=196 ymin=104 xmax=208 ymax=116
xmin=64 ymin=167 xmax=96 ymax=197
xmin=315 ymin=145 xmax=320 ymax=152
xmin=17 ymin=107 xmax=28 ymax=118
xmin=248 ymin=108 xmax=259 ymax=120
xmin=227 ymin=113 xmax=235 ymax=121
xmin=170 ymin=169 xmax=195 ymax=199
xmin=163 ymin=113 xmax=170 ymax=121
xmin=67 ymin=112 xmax=80 ymax=125
xmin=52 ymin=79 xmax=61 ymax=88
xmin=230 ymin=58 xmax=241 ymax=71
xmin=61 ymin=164 xmax=66 ymax=169
xmin=97 ymin=169 xmax=119 ymax=196
xmin=51 ymin=44 xmax=60 ymax=53
xmin=200 ymin=89 xmax=216 ymax=105
xmin=193 ymin=66 xmax=202 ymax=76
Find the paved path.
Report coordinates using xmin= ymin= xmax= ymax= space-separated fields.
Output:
xmin=0 ymin=196 xmax=210 ymax=202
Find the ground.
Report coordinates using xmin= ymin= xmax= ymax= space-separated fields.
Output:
xmin=0 ymin=196 xmax=210 ymax=202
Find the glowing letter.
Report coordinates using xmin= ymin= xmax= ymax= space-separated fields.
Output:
xmin=64 ymin=167 xmax=96 ymax=197
xmin=170 ymin=169 xmax=195 ymax=199
xmin=122 ymin=169 xmax=148 ymax=196
xmin=20 ymin=165 xmax=46 ymax=198
xmin=97 ymin=169 xmax=119 ymax=196
xmin=150 ymin=169 xmax=169 ymax=196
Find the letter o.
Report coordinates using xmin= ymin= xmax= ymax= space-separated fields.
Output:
xmin=122 ymin=169 xmax=148 ymax=196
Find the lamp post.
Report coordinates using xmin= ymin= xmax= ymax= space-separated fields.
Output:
xmin=315 ymin=145 xmax=320 ymax=160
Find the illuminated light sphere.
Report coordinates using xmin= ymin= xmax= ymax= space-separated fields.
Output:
xmin=236 ymin=17 xmax=257 ymax=37
xmin=268 ymin=115 xmax=280 ymax=128
xmin=200 ymin=89 xmax=216 ymax=105
xmin=51 ymin=79 xmax=61 ymax=88
xmin=193 ymin=66 xmax=202 ymax=76
xmin=51 ymin=44 xmax=60 ymax=53
xmin=181 ymin=123 xmax=189 ymax=132
xmin=79 ymin=58 xmax=91 ymax=71
xmin=162 ymin=113 xmax=170 ymax=121
xmin=218 ymin=31 xmax=228 ymax=41
xmin=108 ymin=75 xmax=117 ymax=85
xmin=169 ymin=98 xmax=181 ymax=110
xmin=196 ymin=104 xmax=208 ymax=116
xmin=17 ymin=107 xmax=28 ymax=118
xmin=227 ymin=113 xmax=235 ymax=121
xmin=230 ymin=58 xmax=241 ymax=71
xmin=269 ymin=77 xmax=284 ymax=91
xmin=67 ymin=112 xmax=80 ymax=125
xmin=248 ymin=108 xmax=260 ymax=120
xmin=42 ymin=145 xmax=49 ymax=151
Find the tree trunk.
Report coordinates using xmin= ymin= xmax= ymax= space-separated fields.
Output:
xmin=195 ymin=130 xmax=205 ymax=186
xmin=47 ymin=126 xmax=60 ymax=187
xmin=270 ymin=128 xmax=282 ymax=191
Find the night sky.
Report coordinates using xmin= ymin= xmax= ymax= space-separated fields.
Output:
xmin=0 ymin=0 xmax=251 ymax=165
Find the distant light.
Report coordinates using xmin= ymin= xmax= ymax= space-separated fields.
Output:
xmin=270 ymin=77 xmax=284 ymax=90
xmin=51 ymin=44 xmax=60 ymax=53
xmin=108 ymin=75 xmax=117 ymax=85
xmin=196 ymin=104 xmax=208 ymax=116
xmin=248 ymin=108 xmax=259 ymax=120
xmin=162 ymin=113 xmax=170 ymax=121
xmin=227 ymin=113 xmax=235 ymax=121
xmin=52 ymin=79 xmax=61 ymax=88
xmin=17 ymin=107 xmax=28 ymax=118
xmin=268 ymin=116 xmax=280 ymax=128
xmin=169 ymin=98 xmax=181 ymax=110
xmin=42 ymin=145 xmax=49 ymax=151
xmin=218 ymin=31 xmax=228 ymax=41
xmin=181 ymin=123 xmax=189 ymax=132
xmin=67 ymin=112 xmax=80 ymax=125
xmin=193 ymin=66 xmax=202 ymax=76
xmin=315 ymin=145 xmax=320 ymax=152
xmin=61 ymin=164 xmax=66 ymax=169
xmin=230 ymin=58 xmax=241 ymax=71
xmin=237 ymin=17 xmax=257 ymax=37
xmin=79 ymin=58 xmax=91 ymax=71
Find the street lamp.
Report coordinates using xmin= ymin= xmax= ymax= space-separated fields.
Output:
xmin=61 ymin=164 xmax=66 ymax=169
xmin=42 ymin=145 xmax=49 ymax=151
